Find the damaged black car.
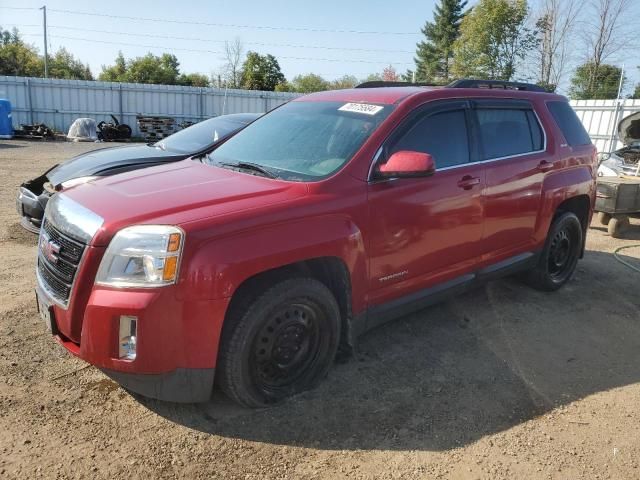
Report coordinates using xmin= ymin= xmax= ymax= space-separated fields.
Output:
xmin=16 ymin=113 xmax=260 ymax=233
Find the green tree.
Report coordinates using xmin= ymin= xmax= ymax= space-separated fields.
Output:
xmin=569 ymin=63 xmax=623 ymax=100
xmin=415 ymin=0 xmax=467 ymax=82
xmin=49 ymin=47 xmax=93 ymax=80
xmin=274 ymin=81 xmax=292 ymax=92
xmin=126 ymin=53 xmax=180 ymax=84
xmin=177 ymin=73 xmax=210 ymax=87
xmin=99 ymin=52 xmax=181 ymax=84
xmin=0 ymin=26 xmax=43 ymax=77
xmin=329 ymin=75 xmax=358 ymax=89
xmin=361 ymin=73 xmax=383 ymax=83
xmin=631 ymin=84 xmax=640 ymax=100
xmin=401 ymin=70 xmax=415 ymax=82
xmin=99 ymin=51 xmax=126 ymax=82
xmin=241 ymin=51 xmax=286 ymax=91
xmin=290 ymin=73 xmax=329 ymax=93
xmin=452 ymin=0 xmax=537 ymax=81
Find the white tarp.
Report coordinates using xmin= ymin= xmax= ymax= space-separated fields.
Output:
xmin=67 ymin=118 xmax=97 ymax=142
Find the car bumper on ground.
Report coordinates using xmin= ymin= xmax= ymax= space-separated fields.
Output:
xmin=16 ymin=186 xmax=49 ymax=233
xmin=37 ymin=279 xmax=230 ymax=403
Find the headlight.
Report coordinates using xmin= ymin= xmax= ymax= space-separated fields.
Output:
xmin=59 ymin=176 xmax=99 ymax=189
xmin=96 ymin=225 xmax=184 ymax=288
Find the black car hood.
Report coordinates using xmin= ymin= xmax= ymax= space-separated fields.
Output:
xmin=47 ymin=144 xmax=188 ymax=185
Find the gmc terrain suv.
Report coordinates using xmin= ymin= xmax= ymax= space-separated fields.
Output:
xmin=35 ymin=80 xmax=597 ymax=407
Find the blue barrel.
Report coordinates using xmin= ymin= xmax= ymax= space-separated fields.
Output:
xmin=0 ymin=99 xmax=13 ymax=139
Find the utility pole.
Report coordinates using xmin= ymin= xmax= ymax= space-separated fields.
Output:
xmin=607 ymin=63 xmax=625 ymax=153
xmin=40 ymin=5 xmax=48 ymax=78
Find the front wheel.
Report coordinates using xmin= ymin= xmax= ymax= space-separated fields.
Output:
xmin=218 ymin=277 xmax=340 ymax=408
xmin=524 ymin=212 xmax=583 ymax=291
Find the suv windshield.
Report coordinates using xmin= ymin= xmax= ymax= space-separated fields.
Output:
xmin=207 ymin=101 xmax=393 ymax=181
xmin=155 ymin=116 xmax=251 ymax=154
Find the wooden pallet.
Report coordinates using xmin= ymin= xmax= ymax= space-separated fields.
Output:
xmin=136 ymin=115 xmax=176 ymax=141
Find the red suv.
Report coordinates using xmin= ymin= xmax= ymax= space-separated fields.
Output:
xmin=35 ymin=80 xmax=597 ymax=406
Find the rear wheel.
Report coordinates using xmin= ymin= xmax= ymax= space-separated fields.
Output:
xmin=524 ymin=212 xmax=583 ymax=291
xmin=218 ymin=277 xmax=340 ymax=407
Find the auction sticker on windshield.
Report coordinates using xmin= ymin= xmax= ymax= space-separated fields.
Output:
xmin=338 ymin=103 xmax=384 ymax=116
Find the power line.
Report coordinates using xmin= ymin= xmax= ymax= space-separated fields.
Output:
xmin=46 ymin=8 xmax=420 ymax=36
xmin=43 ymin=25 xmax=414 ymax=54
xmin=47 ymin=34 xmax=414 ymax=65
xmin=0 ymin=6 xmax=37 ymax=11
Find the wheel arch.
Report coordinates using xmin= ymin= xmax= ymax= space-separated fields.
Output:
xmin=554 ymin=194 xmax=591 ymax=257
xmin=222 ymin=256 xmax=357 ymax=358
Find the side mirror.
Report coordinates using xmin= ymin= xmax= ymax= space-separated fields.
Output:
xmin=377 ymin=150 xmax=436 ymax=178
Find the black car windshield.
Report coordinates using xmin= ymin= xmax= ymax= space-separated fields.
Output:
xmin=207 ymin=101 xmax=393 ymax=181
xmin=155 ymin=116 xmax=251 ymax=154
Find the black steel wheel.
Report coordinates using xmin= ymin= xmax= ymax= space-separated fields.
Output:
xmin=524 ymin=212 xmax=583 ymax=291
xmin=218 ymin=277 xmax=340 ymax=407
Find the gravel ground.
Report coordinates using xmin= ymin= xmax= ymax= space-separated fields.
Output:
xmin=1 ymin=139 xmax=640 ymax=480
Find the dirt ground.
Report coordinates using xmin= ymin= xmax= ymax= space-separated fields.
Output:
xmin=1 ymin=139 xmax=640 ymax=480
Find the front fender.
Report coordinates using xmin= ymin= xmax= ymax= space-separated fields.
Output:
xmin=180 ymin=214 xmax=368 ymax=313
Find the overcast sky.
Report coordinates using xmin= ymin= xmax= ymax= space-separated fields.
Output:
xmin=1 ymin=0 xmax=639 ymax=95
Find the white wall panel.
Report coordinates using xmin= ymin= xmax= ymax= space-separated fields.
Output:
xmin=0 ymin=76 xmax=300 ymax=136
xmin=570 ymin=99 xmax=640 ymax=152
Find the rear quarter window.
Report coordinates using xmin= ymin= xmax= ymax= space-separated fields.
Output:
xmin=546 ymin=101 xmax=592 ymax=146
xmin=476 ymin=107 xmax=543 ymax=160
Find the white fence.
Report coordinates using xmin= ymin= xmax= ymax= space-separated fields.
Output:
xmin=570 ymin=99 xmax=640 ymax=153
xmin=0 ymin=76 xmax=300 ymax=137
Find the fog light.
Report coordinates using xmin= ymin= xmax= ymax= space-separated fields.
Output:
xmin=119 ymin=315 xmax=137 ymax=360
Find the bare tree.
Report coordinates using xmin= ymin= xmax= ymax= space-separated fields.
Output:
xmin=581 ymin=0 xmax=633 ymax=92
xmin=222 ymin=38 xmax=244 ymax=88
xmin=534 ymin=0 xmax=579 ymax=90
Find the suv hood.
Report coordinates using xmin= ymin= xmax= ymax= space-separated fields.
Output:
xmin=62 ymin=159 xmax=308 ymax=245
xmin=47 ymin=144 xmax=186 ymax=185
xmin=618 ymin=111 xmax=640 ymax=146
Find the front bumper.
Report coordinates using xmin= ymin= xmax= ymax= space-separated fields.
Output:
xmin=42 ymin=283 xmax=230 ymax=403
xmin=101 ymin=367 xmax=215 ymax=403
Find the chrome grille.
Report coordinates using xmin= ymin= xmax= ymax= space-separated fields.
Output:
xmin=37 ymin=219 xmax=86 ymax=306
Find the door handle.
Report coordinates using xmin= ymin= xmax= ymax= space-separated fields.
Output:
xmin=457 ymin=175 xmax=480 ymax=190
xmin=537 ymin=160 xmax=554 ymax=172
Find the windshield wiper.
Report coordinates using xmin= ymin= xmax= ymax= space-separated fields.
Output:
xmin=219 ymin=161 xmax=278 ymax=179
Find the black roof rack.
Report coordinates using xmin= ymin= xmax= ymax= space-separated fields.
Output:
xmin=355 ymin=81 xmax=437 ymax=88
xmin=447 ymin=79 xmax=547 ymax=92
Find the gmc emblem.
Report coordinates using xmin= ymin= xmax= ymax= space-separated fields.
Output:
xmin=39 ymin=233 xmax=61 ymax=264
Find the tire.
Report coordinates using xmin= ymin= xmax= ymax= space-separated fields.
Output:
xmin=218 ymin=277 xmax=340 ymax=408
xmin=607 ymin=215 xmax=629 ymax=238
xmin=597 ymin=211 xmax=612 ymax=226
xmin=524 ymin=212 xmax=583 ymax=292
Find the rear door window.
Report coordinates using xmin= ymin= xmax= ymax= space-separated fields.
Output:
xmin=390 ymin=109 xmax=470 ymax=169
xmin=475 ymin=105 xmax=544 ymax=160
xmin=547 ymin=101 xmax=592 ymax=146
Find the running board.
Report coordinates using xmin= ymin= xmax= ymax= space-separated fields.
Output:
xmin=361 ymin=251 xmax=540 ymax=334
